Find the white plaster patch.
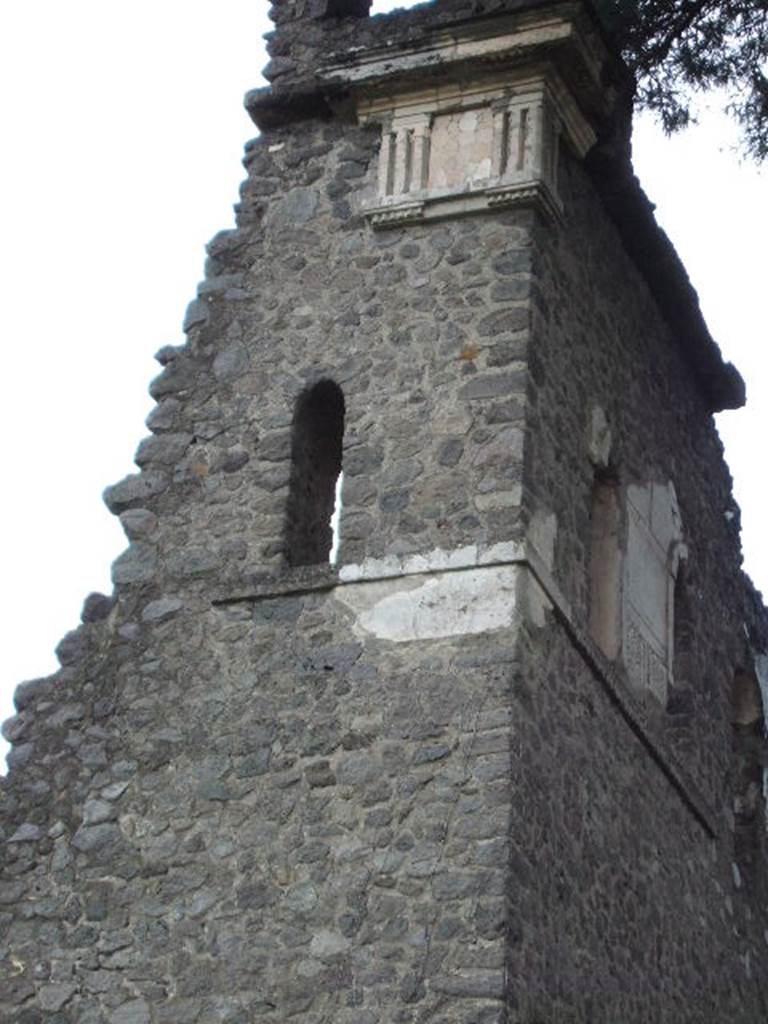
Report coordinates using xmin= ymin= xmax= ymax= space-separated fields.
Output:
xmin=338 ymin=540 xmax=523 ymax=583
xmin=334 ymin=564 xmax=519 ymax=643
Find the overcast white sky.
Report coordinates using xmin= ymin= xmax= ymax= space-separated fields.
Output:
xmin=1 ymin=1 xmax=765 ymax=763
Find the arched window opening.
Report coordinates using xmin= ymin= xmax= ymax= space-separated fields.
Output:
xmin=731 ymin=669 xmax=766 ymax=890
xmin=285 ymin=380 xmax=345 ymax=567
xmin=588 ymin=473 xmax=622 ymax=660
xmin=671 ymin=559 xmax=694 ymax=679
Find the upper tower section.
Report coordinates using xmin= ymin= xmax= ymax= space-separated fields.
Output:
xmin=327 ymin=1 xmax=609 ymax=226
xmin=252 ymin=0 xmax=744 ymax=414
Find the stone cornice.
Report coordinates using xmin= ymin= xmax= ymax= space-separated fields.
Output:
xmin=319 ymin=3 xmax=609 ymax=114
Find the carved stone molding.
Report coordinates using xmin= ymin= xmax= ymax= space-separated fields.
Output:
xmin=356 ymin=71 xmax=592 ymax=227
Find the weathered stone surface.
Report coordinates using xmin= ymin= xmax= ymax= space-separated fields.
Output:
xmin=111 ymin=543 xmax=158 ymax=585
xmin=72 ymin=824 xmax=123 ymax=853
xmin=134 ymin=432 xmax=192 ymax=467
xmin=476 ymin=308 xmax=529 ymax=337
xmin=111 ymin=1000 xmax=151 ymax=1024
xmin=119 ymin=507 xmax=158 ymax=540
xmin=265 ymin=187 xmax=319 ymax=230
xmin=38 ymin=983 xmax=78 ymax=1011
xmin=141 ymin=596 xmax=183 ymax=623
xmin=213 ymin=341 xmax=250 ymax=381
xmin=8 ymin=823 xmax=42 ymax=843
xmin=81 ymin=592 xmax=115 ymax=623
xmin=103 ymin=471 xmax=169 ymax=513
xmin=145 ymin=397 xmax=180 ymax=433
xmin=13 ymin=676 xmax=52 ymax=711
xmin=82 ymin=799 xmax=115 ymax=825
xmin=2 ymin=714 xmax=26 ymax=743
xmin=460 ymin=372 xmax=526 ymax=400
xmin=55 ymin=627 xmax=88 ymax=666
xmin=6 ymin=740 xmax=34 ymax=768
xmin=182 ymin=298 xmax=209 ymax=332
xmin=432 ymin=972 xmax=505 ymax=998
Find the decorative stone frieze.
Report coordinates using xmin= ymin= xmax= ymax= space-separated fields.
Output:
xmin=355 ymin=71 xmax=594 ymax=225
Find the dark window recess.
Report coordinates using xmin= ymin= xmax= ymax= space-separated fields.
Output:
xmin=667 ymin=561 xmax=696 ymax=741
xmin=285 ymin=380 xmax=345 ymax=567
xmin=732 ymin=669 xmax=767 ymax=890
xmin=672 ymin=561 xmax=694 ymax=680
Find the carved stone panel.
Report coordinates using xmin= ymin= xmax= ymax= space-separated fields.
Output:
xmin=622 ymin=481 xmax=684 ymax=704
xmin=357 ymin=71 xmax=595 ymax=227
xmin=428 ymin=107 xmax=495 ymax=190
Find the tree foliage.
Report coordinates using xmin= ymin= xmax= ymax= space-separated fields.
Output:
xmin=597 ymin=0 xmax=768 ymax=160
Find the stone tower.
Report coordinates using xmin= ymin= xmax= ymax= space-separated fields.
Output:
xmin=3 ymin=1 xmax=768 ymax=1022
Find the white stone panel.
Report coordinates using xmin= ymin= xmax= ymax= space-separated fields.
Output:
xmin=622 ymin=481 xmax=683 ymax=703
xmin=625 ymin=507 xmax=670 ymax=647
xmin=338 ymin=540 xmax=523 ymax=583
xmin=427 ymin=108 xmax=494 ymax=191
xmin=333 ymin=564 xmax=519 ymax=642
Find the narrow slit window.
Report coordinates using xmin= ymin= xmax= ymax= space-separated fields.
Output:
xmin=671 ymin=560 xmax=694 ymax=688
xmin=731 ymin=669 xmax=767 ymax=890
xmin=285 ymin=380 xmax=345 ymax=567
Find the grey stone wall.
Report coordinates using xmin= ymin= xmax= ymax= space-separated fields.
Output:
xmin=510 ymin=620 xmax=766 ymax=1023
xmin=2 ymin=586 xmax=524 ymax=1023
